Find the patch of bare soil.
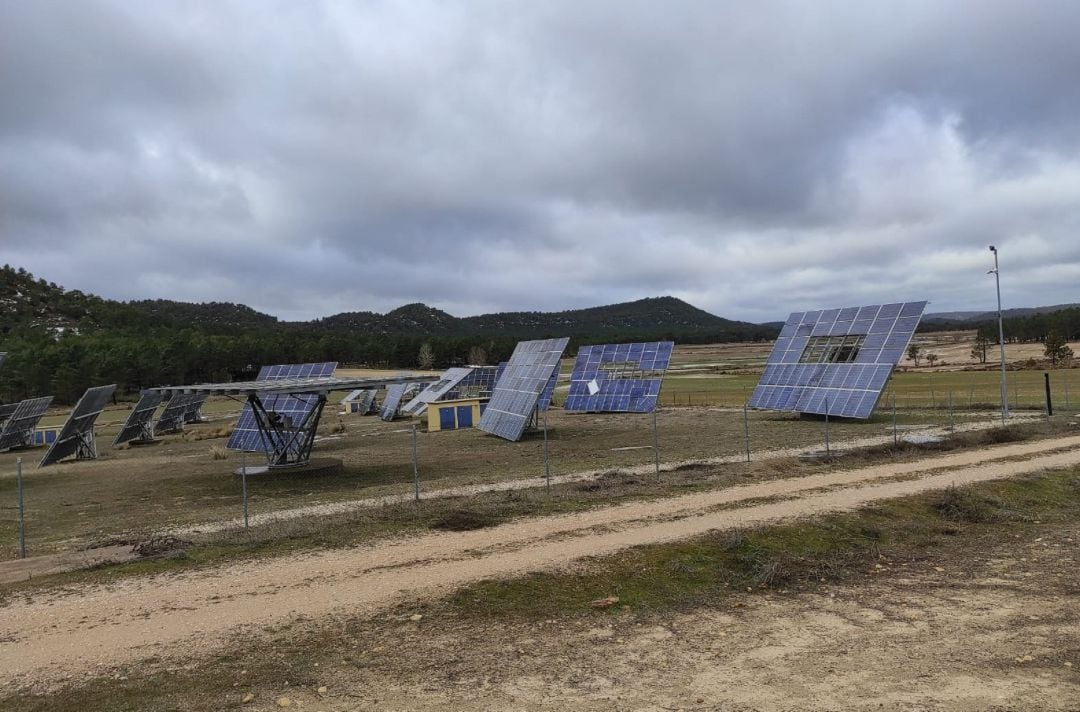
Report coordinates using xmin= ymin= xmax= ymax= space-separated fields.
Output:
xmin=276 ymin=520 xmax=1080 ymax=711
xmin=2 ymin=434 xmax=1080 ymax=692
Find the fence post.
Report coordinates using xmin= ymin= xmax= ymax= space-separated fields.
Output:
xmin=543 ymin=408 xmax=551 ymax=493
xmin=412 ymin=424 xmax=420 ymax=503
xmin=892 ymin=393 xmax=898 ymax=446
xmin=824 ymin=396 xmax=830 ymax=458
xmin=652 ymin=407 xmax=660 ymax=482
xmin=16 ymin=458 xmax=26 ymax=559
xmin=241 ymin=449 xmax=249 ymax=529
xmin=1045 ymin=373 xmax=1053 ymax=419
xmin=743 ymin=404 xmax=751 ymax=463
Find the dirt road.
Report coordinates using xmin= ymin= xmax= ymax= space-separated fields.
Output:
xmin=2 ymin=434 xmax=1079 ymax=688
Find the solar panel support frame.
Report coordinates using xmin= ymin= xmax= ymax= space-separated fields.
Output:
xmin=247 ymin=392 xmax=328 ymax=468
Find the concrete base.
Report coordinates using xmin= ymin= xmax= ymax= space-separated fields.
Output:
xmin=233 ymin=457 xmax=343 ymax=478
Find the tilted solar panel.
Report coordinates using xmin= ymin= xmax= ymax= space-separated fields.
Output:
xmin=748 ymin=301 xmax=927 ymax=419
xmin=380 ymin=383 xmax=410 ymax=421
xmin=0 ymin=396 xmax=54 ymax=452
xmin=477 ymin=338 xmax=569 ymax=441
xmin=40 ymin=384 xmax=116 ymax=466
xmin=401 ymin=368 xmax=473 ymax=416
xmin=0 ymin=402 xmax=18 ymax=430
xmin=155 ymin=393 xmax=196 ymax=434
xmin=564 ymin=341 xmax=674 ymax=413
xmin=113 ymin=390 xmax=165 ymax=445
xmin=227 ymin=363 xmax=337 ymax=451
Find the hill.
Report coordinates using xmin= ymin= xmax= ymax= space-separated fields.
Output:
xmin=0 ymin=266 xmax=773 ymax=402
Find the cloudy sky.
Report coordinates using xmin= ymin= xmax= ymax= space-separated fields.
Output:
xmin=2 ymin=1 xmax=1079 ymax=323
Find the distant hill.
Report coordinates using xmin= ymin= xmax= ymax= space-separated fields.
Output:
xmin=923 ymin=303 xmax=1080 ymax=326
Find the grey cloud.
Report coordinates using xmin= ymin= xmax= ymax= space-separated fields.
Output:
xmin=2 ymin=0 xmax=1080 ymax=323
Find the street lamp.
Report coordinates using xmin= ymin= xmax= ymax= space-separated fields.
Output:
xmin=988 ymin=245 xmax=1008 ymax=422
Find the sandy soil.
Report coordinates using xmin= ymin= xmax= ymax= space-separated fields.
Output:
xmin=2 ymin=434 xmax=1079 ymax=690
xmin=907 ymin=330 xmax=1080 ymax=370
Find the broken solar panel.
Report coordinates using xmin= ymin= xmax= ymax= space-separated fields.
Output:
xmin=401 ymin=368 xmax=473 ymax=416
xmin=40 ymin=384 xmax=116 ymax=467
xmin=477 ymin=338 xmax=569 ymax=441
xmin=227 ymin=362 xmax=337 ymax=451
xmin=747 ymin=301 xmax=927 ymax=419
xmin=0 ymin=396 xmax=54 ymax=452
xmin=113 ymin=390 xmax=165 ymax=445
xmin=564 ymin=341 xmax=674 ymax=413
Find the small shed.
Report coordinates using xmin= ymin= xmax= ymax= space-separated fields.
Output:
xmin=426 ymin=397 xmax=486 ymax=432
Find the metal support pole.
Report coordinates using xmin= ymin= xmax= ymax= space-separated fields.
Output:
xmin=241 ymin=449 xmax=249 ymax=529
xmin=1044 ymin=373 xmax=1053 ymax=418
xmin=543 ymin=408 xmax=551 ymax=493
xmin=824 ymin=396 xmax=830 ymax=458
xmin=652 ymin=407 xmax=660 ymax=482
xmin=990 ymin=245 xmax=1009 ymax=423
xmin=892 ymin=393 xmax=898 ymax=446
xmin=412 ymin=424 xmax=420 ymax=503
xmin=16 ymin=458 xmax=26 ymax=559
xmin=743 ymin=404 xmax=751 ymax=463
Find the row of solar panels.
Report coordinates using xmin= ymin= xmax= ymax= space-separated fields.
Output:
xmin=0 ymin=385 xmax=206 ymax=467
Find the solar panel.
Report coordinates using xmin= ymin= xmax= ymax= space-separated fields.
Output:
xmin=401 ymin=368 xmax=473 ymax=416
xmin=39 ymin=384 xmax=116 ymax=466
xmin=0 ymin=402 xmax=18 ymax=430
xmin=227 ymin=392 xmax=322 ymax=454
xmin=564 ymin=341 xmax=674 ymax=413
xmin=477 ymin=337 xmax=569 ymax=441
xmin=537 ymin=367 xmax=560 ymax=411
xmin=0 ymin=396 xmax=54 ymax=452
xmin=748 ymin=301 xmax=927 ymax=419
xmin=380 ymin=384 xmax=409 ymax=421
xmin=183 ymin=394 xmax=207 ymax=423
xmin=155 ymin=393 xmax=195 ymax=434
xmin=113 ymin=390 xmax=165 ymax=445
xmin=227 ymin=362 xmax=337 ymax=451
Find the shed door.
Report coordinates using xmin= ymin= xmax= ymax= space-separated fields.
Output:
xmin=439 ymin=406 xmax=456 ymax=430
xmin=456 ymin=405 xmax=473 ymax=428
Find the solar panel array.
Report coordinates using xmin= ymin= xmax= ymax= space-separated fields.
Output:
xmin=748 ymin=301 xmax=927 ymax=419
xmin=113 ymin=390 xmax=165 ymax=445
xmin=155 ymin=393 xmax=197 ymax=434
xmin=477 ymin=338 xmax=569 ymax=441
xmin=0 ymin=396 xmax=54 ymax=451
xmin=227 ymin=363 xmax=337 ymax=451
xmin=228 ymin=392 xmax=322 ymax=454
xmin=565 ymin=341 xmax=674 ymax=413
xmin=537 ymin=368 xmax=560 ymax=411
xmin=40 ymin=384 xmax=116 ymax=466
xmin=401 ymin=368 xmax=473 ymax=416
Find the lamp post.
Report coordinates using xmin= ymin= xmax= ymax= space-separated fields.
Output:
xmin=989 ymin=245 xmax=1008 ymax=422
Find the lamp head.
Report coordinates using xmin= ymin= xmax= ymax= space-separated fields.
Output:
xmin=989 ymin=245 xmax=996 ymax=253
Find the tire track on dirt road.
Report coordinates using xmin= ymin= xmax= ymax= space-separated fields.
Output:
xmin=3 ymin=434 xmax=1079 ymax=687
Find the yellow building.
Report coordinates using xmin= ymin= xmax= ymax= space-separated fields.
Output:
xmin=426 ymin=397 xmax=485 ymax=432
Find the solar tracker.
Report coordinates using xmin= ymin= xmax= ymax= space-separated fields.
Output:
xmin=565 ymin=341 xmax=674 ymax=413
xmin=155 ymin=393 xmax=196 ymax=434
xmin=228 ymin=392 xmax=323 ymax=455
xmin=477 ymin=337 xmax=569 ymax=441
xmin=341 ymin=389 xmax=377 ymax=414
xmin=0 ymin=402 xmax=18 ymax=430
xmin=39 ymin=384 xmax=116 ymax=467
xmin=113 ymin=390 xmax=165 ymax=445
xmin=227 ymin=363 xmax=337 ymax=451
xmin=183 ymin=394 xmax=207 ymax=423
xmin=380 ymin=383 xmax=410 ymax=421
xmin=402 ymin=368 xmax=473 ymax=416
xmin=537 ymin=368 xmax=560 ymax=411
xmin=747 ymin=301 xmax=927 ymax=419
xmin=0 ymin=396 xmax=54 ymax=452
